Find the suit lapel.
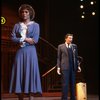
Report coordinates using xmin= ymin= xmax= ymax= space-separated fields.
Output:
xmin=63 ymin=43 xmax=76 ymax=55
xmin=71 ymin=44 xmax=76 ymax=54
xmin=63 ymin=44 xmax=68 ymax=55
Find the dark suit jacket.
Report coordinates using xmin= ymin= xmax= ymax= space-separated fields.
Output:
xmin=57 ymin=43 xmax=78 ymax=71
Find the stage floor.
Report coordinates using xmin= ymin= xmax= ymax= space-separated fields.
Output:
xmin=1 ymin=93 xmax=99 ymax=100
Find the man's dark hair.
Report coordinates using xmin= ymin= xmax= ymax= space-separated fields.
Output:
xmin=65 ymin=33 xmax=73 ymax=39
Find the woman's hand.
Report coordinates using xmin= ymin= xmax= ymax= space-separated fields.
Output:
xmin=24 ymin=38 xmax=35 ymax=44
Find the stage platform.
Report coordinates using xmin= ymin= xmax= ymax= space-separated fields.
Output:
xmin=1 ymin=92 xmax=99 ymax=100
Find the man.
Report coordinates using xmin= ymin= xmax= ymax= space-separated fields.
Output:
xmin=57 ymin=33 xmax=81 ymax=100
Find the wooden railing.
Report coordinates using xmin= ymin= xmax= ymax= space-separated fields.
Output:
xmin=42 ymin=65 xmax=61 ymax=92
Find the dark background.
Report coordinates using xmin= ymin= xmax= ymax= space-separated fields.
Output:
xmin=1 ymin=0 xmax=99 ymax=95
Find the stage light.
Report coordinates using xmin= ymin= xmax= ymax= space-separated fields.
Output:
xmin=90 ymin=1 xmax=96 ymax=5
xmin=82 ymin=12 xmax=85 ymax=14
xmin=92 ymin=11 xmax=95 ymax=15
xmin=80 ymin=0 xmax=97 ymax=20
xmin=90 ymin=1 xmax=94 ymax=5
xmin=81 ymin=15 xmax=85 ymax=18
xmin=80 ymin=5 xmax=84 ymax=9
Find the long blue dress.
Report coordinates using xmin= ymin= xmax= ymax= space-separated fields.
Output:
xmin=9 ymin=21 xmax=42 ymax=94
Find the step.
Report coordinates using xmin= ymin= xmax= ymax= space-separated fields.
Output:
xmin=1 ymin=92 xmax=62 ymax=98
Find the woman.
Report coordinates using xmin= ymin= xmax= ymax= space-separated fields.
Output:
xmin=9 ymin=4 xmax=42 ymax=100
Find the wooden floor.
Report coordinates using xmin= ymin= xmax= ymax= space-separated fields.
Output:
xmin=1 ymin=93 xmax=99 ymax=100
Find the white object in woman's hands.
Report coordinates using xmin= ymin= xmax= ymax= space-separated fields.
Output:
xmin=19 ymin=23 xmax=27 ymax=47
xmin=20 ymin=23 xmax=27 ymax=39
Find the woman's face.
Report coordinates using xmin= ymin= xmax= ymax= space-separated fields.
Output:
xmin=20 ymin=9 xmax=30 ymax=21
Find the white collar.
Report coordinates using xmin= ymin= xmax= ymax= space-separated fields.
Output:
xmin=26 ymin=21 xmax=34 ymax=25
xmin=65 ymin=42 xmax=72 ymax=48
xmin=19 ymin=21 xmax=34 ymax=26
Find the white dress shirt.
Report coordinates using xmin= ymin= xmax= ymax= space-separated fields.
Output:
xmin=65 ymin=42 xmax=72 ymax=48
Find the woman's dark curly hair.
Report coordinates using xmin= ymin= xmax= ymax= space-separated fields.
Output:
xmin=18 ymin=4 xmax=35 ymax=20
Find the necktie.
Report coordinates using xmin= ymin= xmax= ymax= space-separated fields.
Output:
xmin=68 ymin=44 xmax=69 ymax=48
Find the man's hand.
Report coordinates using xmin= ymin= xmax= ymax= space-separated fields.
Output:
xmin=77 ymin=66 xmax=81 ymax=72
xmin=57 ymin=68 xmax=61 ymax=75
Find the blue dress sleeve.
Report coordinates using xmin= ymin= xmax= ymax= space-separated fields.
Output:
xmin=32 ymin=23 xmax=40 ymax=44
xmin=11 ymin=24 xmax=21 ymax=43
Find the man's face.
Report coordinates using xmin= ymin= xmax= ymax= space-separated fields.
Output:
xmin=65 ymin=36 xmax=73 ymax=44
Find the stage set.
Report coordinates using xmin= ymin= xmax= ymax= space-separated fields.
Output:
xmin=1 ymin=0 xmax=99 ymax=100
